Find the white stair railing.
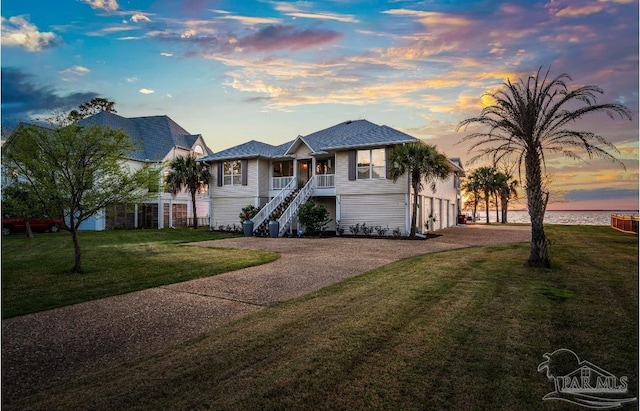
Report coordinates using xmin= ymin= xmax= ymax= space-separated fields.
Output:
xmin=251 ymin=177 xmax=296 ymax=232
xmin=278 ymin=178 xmax=315 ymax=237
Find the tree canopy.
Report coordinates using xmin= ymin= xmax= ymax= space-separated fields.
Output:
xmin=457 ymin=66 xmax=631 ymax=267
xmin=3 ymin=119 xmax=159 ymax=272
xmin=389 ymin=142 xmax=452 ymax=237
xmin=165 ymin=155 xmax=210 ymax=229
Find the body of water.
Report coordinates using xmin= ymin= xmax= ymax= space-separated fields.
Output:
xmin=469 ymin=210 xmax=639 ymax=226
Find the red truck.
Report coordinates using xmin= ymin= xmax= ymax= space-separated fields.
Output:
xmin=2 ymin=216 xmax=63 ymax=235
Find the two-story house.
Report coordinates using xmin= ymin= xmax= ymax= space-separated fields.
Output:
xmin=78 ymin=112 xmax=213 ymax=230
xmin=201 ymin=120 xmax=464 ymax=236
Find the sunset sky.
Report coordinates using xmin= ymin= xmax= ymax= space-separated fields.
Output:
xmin=2 ymin=0 xmax=638 ymax=210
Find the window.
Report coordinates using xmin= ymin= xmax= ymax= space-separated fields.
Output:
xmin=316 ymin=158 xmax=334 ymax=175
xmin=223 ymin=160 xmax=241 ymax=185
xmin=272 ymin=161 xmax=293 ymax=177
xmin=357 ymin=149 xmax=385 ymax=179
xmin=193 ymin=145 xmax=204 ymax=158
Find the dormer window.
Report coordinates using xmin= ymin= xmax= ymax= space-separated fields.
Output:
xmin=193 ymin=145 xmax=204 ymax=158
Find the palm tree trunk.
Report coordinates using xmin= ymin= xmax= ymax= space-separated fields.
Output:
xmin=494 ymin=192 xmax=499 ymax=223
xmin=191 ymin=190 xmax=198 ymax=230
xmin=410 ymin=181 xmax=419 ymax=238
xmin=525 ymin=152 xmax=550 ymax=267
xmin=501 ymin=196 xmax=508 ymax=223
xmin=484 ymin=189 xmax=490 ymax=224
xmin=473 ymin=194 xmax=478 ymax=222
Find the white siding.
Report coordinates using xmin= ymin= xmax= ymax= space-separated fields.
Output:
xmin=334 ymin=151 xmax=408 ymax=195
xmin=211 ymin=159 xmax=259 ymax=198
xmin=312 ymin=197 xmax=336 ymax=231
xmin=257 ymin=159 xmax=270 ymax=198
xmin=338 ymin=194 xmax=407 ymax=234
xmin=211 ymin=197 xmax=255 ymax=228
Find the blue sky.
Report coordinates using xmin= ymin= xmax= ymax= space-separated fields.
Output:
xmin=2 ymin=0 xmax=638 ymax=210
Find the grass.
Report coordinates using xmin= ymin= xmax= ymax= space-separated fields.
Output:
xmin=4 ymin=226 xmax=638 ymax=410
xmin=1 ymin=228 xmax=278 ymax=319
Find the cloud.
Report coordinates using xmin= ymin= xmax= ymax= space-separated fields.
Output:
xmin=237 ymin=25 xmax=341 ymax=52
xmin=216 ymin=14 xmax=283 ymax=26
xmin=1 ymin=67 xmax=98 ymax=119
xmin=1 ymin=16 xmax=62 ymax=52
xmin=131 ymin=13 xmax=151 ymax=23
xmin=382 ymin=9 xmax=471 ymax=26
xmin=139 ymin=88 xmax=155 ymax=94
xmin=82 ymin=0 xmax=118 ymax=12
xmin=60 ymin=66 xmax=91 ymax=81
xmin=273 ymin=2 xmax=359 ymax=23
xmin=160 ymin=52 xmax=173 ymax=57
xmin=60 ymin=66 xmax=91 ymax=76
xmin=555 ymin=4 xmax=605 ymax=17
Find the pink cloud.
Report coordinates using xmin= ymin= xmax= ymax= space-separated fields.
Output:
xmin=237 ymin=25 xmax=341 ymax=52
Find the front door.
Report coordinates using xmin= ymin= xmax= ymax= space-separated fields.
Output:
xmin=297 ymin=159 xmax=312 ymax=188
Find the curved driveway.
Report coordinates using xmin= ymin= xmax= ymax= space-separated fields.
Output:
xmin=2 ymin=224 xmax=530 ymax=403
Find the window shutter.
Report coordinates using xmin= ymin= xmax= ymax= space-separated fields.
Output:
xmin=217 ymin=162 xmax=223 ymax=187
xmin=241 ymin=159 xmax=248 ymax=185
xmin=348 ymin=150 xmax=356 ymax=181
xmin=385 ymin=146 xmax=394 ymax=179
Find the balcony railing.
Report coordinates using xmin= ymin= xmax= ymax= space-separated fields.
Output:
xmin=315 ymin=174 xmax=335 ymax=188
xmin=272 ymin=176 xmax=294 ymax=190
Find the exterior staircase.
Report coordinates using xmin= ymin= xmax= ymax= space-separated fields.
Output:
xmin=277 ymin=178 xmax=314 ymax=237
xmin=250 ymin=178 xmax=315 ymax=237
xmin=251 ymin=178 xmax=296 ymax=235
xmin=253 ymin=188 xmax=300 ymax=237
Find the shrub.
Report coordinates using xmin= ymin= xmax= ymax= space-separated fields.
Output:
xmin=361 ymin=223 xmax=373 ymax=236
xmin=239 ymin=205 xmax=260 ymax=223
xmin=375 ymin=226 xmax=388 ymax=236
xmin=349 ymin=223 xmax=361 ymax=235
xmin=297 ymin=201 xmax=331 ymax=236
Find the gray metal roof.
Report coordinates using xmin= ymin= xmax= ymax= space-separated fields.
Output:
xmin=79 ymin=112 xmax=209 ymax=162
xmin=201 ymin=119 xmax=420 ymax=162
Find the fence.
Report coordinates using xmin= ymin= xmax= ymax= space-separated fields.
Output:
xmin=610 ymin=214 xmax=639 ymax=235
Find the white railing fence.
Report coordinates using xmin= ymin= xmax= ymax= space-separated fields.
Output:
xmin=315 ymin=174 xmax=335 ymax=188
xmin=278 ymin=178 xmax=315 ymax=237
xmin=252 ymin=177 xmax=296 ymax=231
xmin=272 ymin=176 xmax=294 ymax=190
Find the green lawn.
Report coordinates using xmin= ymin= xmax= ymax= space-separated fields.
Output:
xmin=1 ymin=228 xmax=278 ymax=318
xmin=7 ymin=225 xmax=637 ymax=410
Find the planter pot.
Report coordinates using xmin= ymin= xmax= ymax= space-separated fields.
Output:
xmin=243 ymin=220 xmax=254 ymax=236
xmin=268 ymin=220 xmax=279 ymax=238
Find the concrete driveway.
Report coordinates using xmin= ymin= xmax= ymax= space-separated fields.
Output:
xmin=2 ymin=224 xmax=530 ymax=402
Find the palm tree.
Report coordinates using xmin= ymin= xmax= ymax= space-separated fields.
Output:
xmin=458 ymin=66 xmax=631 ymax=267
xmin=473 ymin=166 xmax=497 ymax=224
xmin=389 ymin=142 xmax=452 ymax=238
xmin=165 ymin=155 xmax=211 ymax=229
xmin=461 ymin=172 xmax=481 ymax=222
xmin=494 ymin=170 xmax=518 ymax=223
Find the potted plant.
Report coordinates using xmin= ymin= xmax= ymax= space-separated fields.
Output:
xmin=239 ymin=205 xmax=259 ymax=236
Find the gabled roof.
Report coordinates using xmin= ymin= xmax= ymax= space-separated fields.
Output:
xmin=79 ymin=112 xmax=209 ymax=162
xmin=301 ymin=120 xmax=418 ymax=152
xmin=201 ymin=119 xmax=420 ymax=162
xmin=201 ymin=140 xmax=284 ymax=161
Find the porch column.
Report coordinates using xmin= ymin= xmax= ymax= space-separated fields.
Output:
xmin=255 ymin=158 xmax=260 ymax=207
xmin=134 ymin=204 xmax=139 ymax=228
xmin=311 ymin=157 xmax=316 ymax=186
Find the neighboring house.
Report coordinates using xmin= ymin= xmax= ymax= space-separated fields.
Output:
xmin=78 ymin=112 xmax=213 ymax=230
xmin=200 ymin=120 xmax=465 ymax=236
